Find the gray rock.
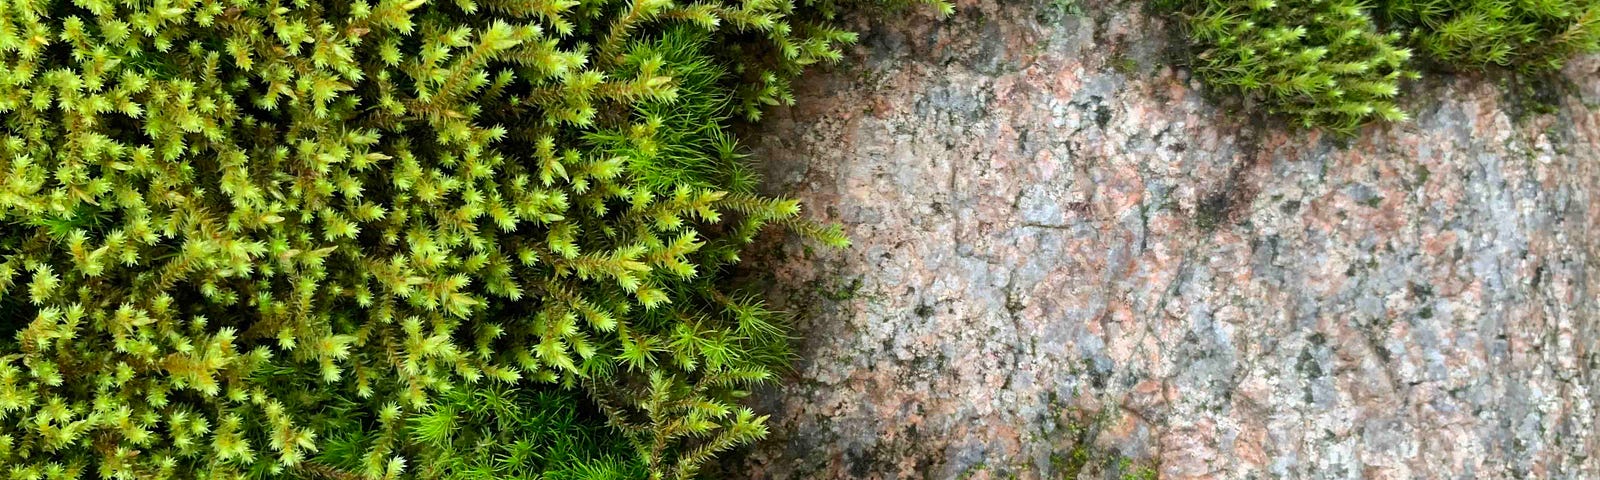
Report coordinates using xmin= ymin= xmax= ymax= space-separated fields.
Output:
xmin=734 ymin=0 xmax=1600 ymax=478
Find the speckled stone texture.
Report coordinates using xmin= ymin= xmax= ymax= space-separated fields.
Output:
xmin=733 ymin=0 xmax=1600 ymax=478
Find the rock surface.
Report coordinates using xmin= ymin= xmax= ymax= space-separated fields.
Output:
xmin=734 ymin=0 xmax=1600 ymax=478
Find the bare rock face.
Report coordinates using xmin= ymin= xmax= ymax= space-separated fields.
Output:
xmin=734 ymin=0 xmax=1600 ymax=478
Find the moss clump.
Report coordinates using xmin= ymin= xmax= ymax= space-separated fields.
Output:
xmin=1185 ymin=0 xmax=1417 ymax=131
xmin=0 ymin=0 xmax=942 ymax=478
xmin=1163 ymin=0 xmax=1599 ymax=131
xmin=1385 ymin=0 xmax=1600 ymax=69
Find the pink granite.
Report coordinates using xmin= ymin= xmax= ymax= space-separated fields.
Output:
xmin=736 ymin=0 xmax=1600 ymax=478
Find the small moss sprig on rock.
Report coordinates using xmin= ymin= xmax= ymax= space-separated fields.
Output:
xmin=0 ymin=0 xmax=943 ymax=477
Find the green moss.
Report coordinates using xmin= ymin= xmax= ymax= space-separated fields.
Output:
xmin=1110 ymin=54 xmax=1140 ymax=76
xmin=1160 ymin=0 xmax=1599 ymax=132
xmin=1170 ymin=0 xmax=1417 ymax=132
xmin=819 ymin=277 xmax=864 ymax=301
xmin=1385 ymin=0 xmax=1600 ymax=69
xmin=1053 ymin=0 xmax=1085 ymax=16
xmin=0 ymin=0 xmax=941 ymax=478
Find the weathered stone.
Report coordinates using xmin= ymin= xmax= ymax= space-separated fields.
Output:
xmin=734 ymin=0 xmax=1600 ymax=478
